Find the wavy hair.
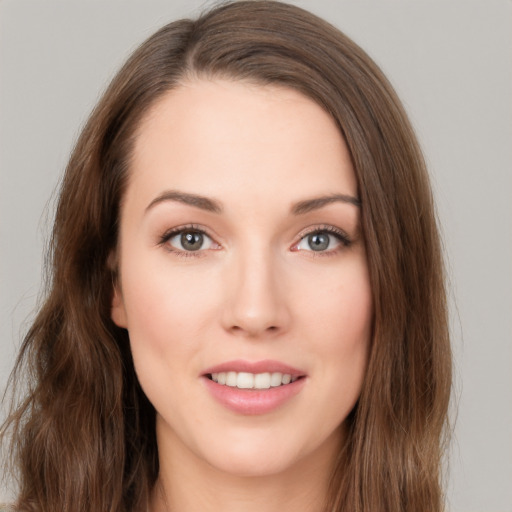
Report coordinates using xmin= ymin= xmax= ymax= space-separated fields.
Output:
xmin=1 ymin=1 xmax=451 ymax=511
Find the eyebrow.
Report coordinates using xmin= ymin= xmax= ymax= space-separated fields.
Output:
xmin=145 ymin=190 xmax=360 ymax=216
xmin=145 ymin=190 xmax=223 ymax=214
xmin=291 ymin=194 xmax=361 ymax=215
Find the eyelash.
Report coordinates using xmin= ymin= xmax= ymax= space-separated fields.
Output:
xmin=293 ymin=225 xmax=352 ymax=257
xmin=158 ymin=224 xmax=352 ymax=258
xmin=158 ymin=224 xmax=217 ymax=259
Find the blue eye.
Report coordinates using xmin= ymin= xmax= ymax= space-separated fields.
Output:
xmin=295 ymin=228 xmax=350 ymax=253
xmin=306 ymin=232 xmax=330 ymax=251
xmin=161 ymin=228 xmax=218 ymax=253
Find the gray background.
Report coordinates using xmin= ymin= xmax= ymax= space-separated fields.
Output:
xmin=1 ymin=1 xmax=511 ymax=510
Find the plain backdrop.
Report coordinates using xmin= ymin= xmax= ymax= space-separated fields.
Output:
xmin=1 ymin=1 xmax=511 ymax=511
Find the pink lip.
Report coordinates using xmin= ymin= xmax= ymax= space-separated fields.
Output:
xmin=202 ymin=359 xmax=305 ymax=377
xmin=201 ymin=360 xmax=307 ymax=416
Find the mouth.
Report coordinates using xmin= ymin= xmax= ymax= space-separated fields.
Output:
xmin=207 ymin=371 xmax=302 ymax=390
xmin=201 ymin=360 xmax=307 ymax=413
xmin=202 ymin=362 xmax=307 ymax=415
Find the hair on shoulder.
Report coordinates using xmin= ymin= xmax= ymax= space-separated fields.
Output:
xmin=1 ymin=2 xmax=451 ymax=511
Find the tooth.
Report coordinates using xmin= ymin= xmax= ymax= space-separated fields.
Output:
xmin=254 ymin=373 xmax=271 ymax=389
xmin=226 ymin=371 xmax=237 ymax=387
xmin=270 ymin=372 xmax=283 ymax=387
xmin=237 ymin=372 xmax=254 ymax=389
xmin=212 ymin=370 xmax=297 ymax=388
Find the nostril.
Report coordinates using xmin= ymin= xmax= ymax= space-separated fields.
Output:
xmin=229 ymin=324 xmax=279 ymax=336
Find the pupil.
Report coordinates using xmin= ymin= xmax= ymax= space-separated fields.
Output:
xmin=308 ymin=233 xmax=329 ymax=251
xmin=181 ymin=232 xmax=203 ymax=251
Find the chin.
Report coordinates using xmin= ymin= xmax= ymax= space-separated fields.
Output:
xmin=195 ymin=423 xmax=341 ymax=479
xmin=205 ymin=446 xmax=303 ymax=478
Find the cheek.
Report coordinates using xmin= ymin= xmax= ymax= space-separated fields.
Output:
xmin=298 ymin=257 xmax=372 ymax=406
xmin=120 ymin=257 xmax=223 ymax=417
xmin=300 ymin=256 xmax=373 ymax=350
xmin=328 ymin=278 xmax=372 ymax=355
xmin=119 ymin=254 xmax=220 ymax=362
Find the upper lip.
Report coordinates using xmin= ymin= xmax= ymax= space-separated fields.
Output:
xmin=202 ymin=359 xmax=306 ymax=377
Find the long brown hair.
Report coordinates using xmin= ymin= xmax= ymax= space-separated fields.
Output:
xmin=1 ymin=2 xmax=451 ymax=511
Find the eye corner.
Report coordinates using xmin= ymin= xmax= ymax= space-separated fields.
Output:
xmin=158 ymin=224 xmax=221 ymax=257
xmin=292 ymin=225 xmax=353 ymax=256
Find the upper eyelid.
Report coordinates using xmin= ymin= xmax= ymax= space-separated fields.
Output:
xmin=158 ymin=225 xmax=219 ymax=256
xmin=159 ymin=224 xmax=215 ymax=242
xmin=296 ymin=224 xmax=351 ymax=241
xmin=157 ymin=223 xmax=353 ymax=250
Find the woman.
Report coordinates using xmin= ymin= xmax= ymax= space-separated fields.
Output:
xmin=1 ymin=1 xmax=451 ymax=511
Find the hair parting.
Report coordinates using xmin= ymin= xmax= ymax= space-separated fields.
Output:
xmin=1 ymin=2 xmax=451 ymax=511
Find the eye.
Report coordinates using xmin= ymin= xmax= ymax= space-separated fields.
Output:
xmin=160 ymin=226 xmax=219 ymax=254
xmin=293 ymin=227 xmax=351 ymax=253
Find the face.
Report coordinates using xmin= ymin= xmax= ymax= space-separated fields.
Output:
xmin=112 ymin=79 xmax=373 ymax=478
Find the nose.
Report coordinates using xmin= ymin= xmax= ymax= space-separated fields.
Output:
xmin=221 ymin=247 xmax=291 ymax=338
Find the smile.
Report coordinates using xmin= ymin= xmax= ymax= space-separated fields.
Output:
xmin=209 ymin=371 xmax=299 ymax=389
xmin=202 ymin=360 xmax=307 ymax=414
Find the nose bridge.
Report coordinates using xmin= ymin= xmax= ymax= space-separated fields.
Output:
xmin=222 ymin=240 xmax=289 ymax=337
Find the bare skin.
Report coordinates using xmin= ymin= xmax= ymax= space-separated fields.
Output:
xmin=112 ymin=79 xmax=372 ymax=511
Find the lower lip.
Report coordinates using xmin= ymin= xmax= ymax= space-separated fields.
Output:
xmin=203 ymin=376 xmax=306 ymax=415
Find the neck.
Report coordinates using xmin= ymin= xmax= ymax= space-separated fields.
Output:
xmin=151 ymin=420 xmax=344 ymax=512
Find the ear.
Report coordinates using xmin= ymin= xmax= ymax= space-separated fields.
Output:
xmin=108 ymin=251 xmax=128 ymax=328
xmin=111 ymin=284 xmax=128 ymax=328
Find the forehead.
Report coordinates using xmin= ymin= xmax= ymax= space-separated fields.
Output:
xmin=127 ymin=79 xmax=357 ymax=210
